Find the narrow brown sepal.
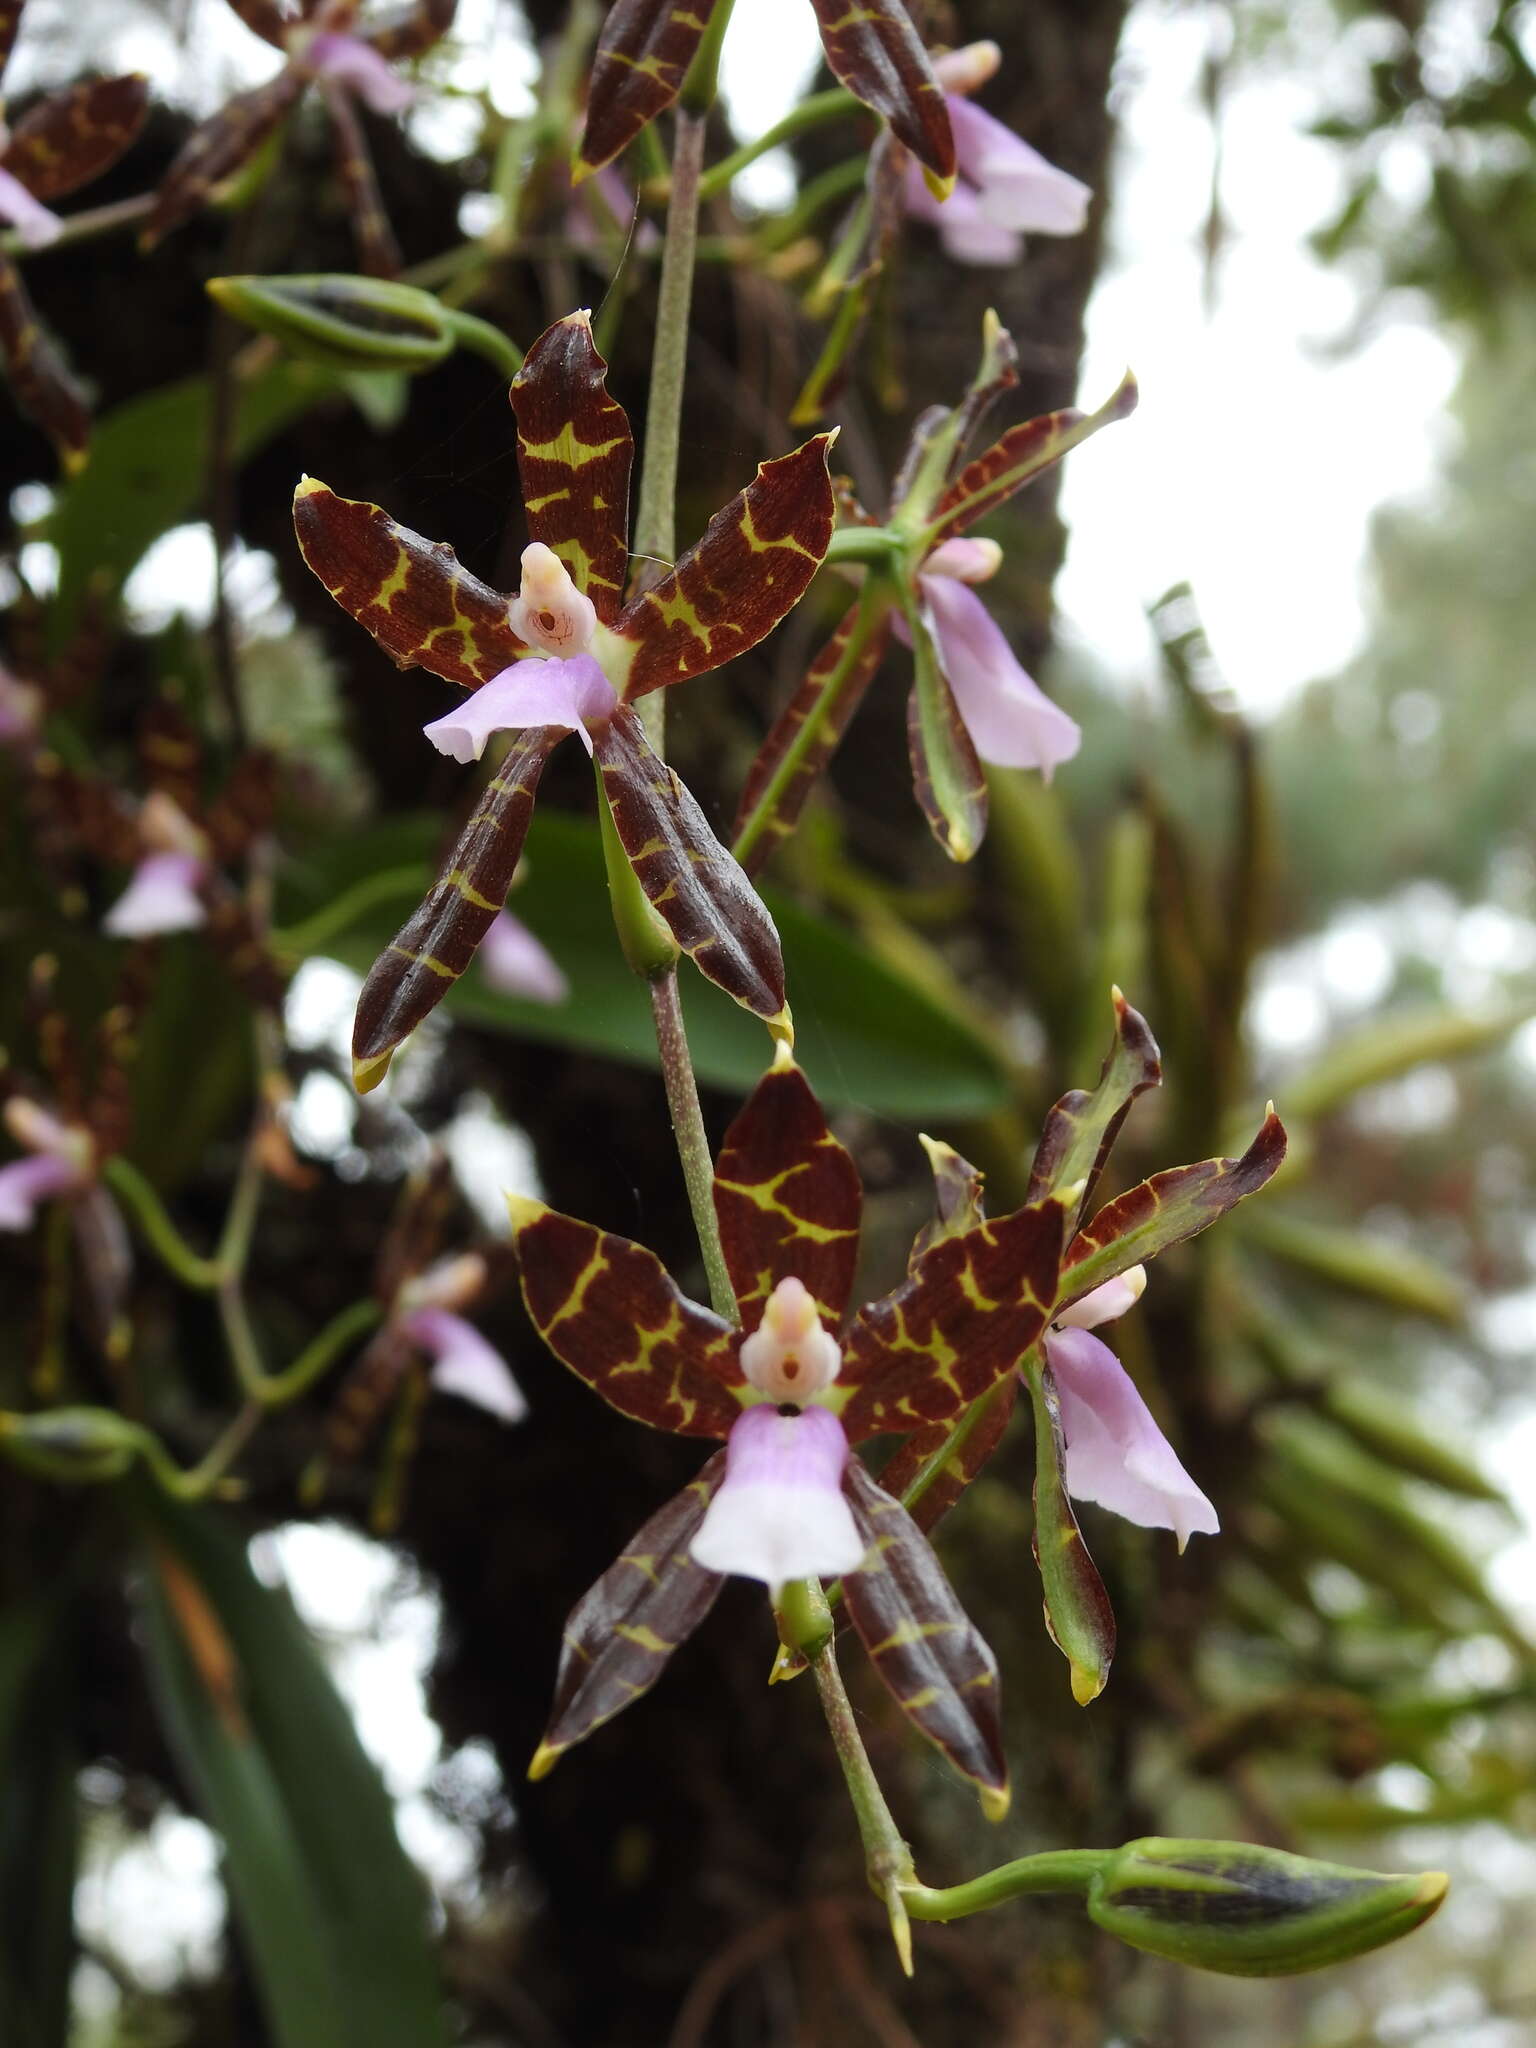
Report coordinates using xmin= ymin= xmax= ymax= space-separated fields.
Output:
xmin=364 ymin=0 xmax=458 ymax=64
xmin=874 ymin=1375 xmax=1019 ymax=1538
xmin=320 ymin=80 xmax=402 ymax=279
xmin=142 ymin=70 xmax=306 ymax=248
xmin=613 ymin=435 xmax=837 ymax=698
xmin=1026 ymin=1357 xmax=1117 ymax=1704
xmin=576 ymin=0 xmax=723 ymax=179
xmin=1026 ymin=990 xmax=1162 ymax=1221
xmin=711 ymin=1052 xmax=862 ymax=1330
xmin=0 ymin=75 xmax=150 ymax=201
xmin=0 ymin=252 xmax=89 ymax=466
xmin=928 ymin=373 xmax=1139 ymax=546
xmin=293 ymin=477 xmax=524 ymax=690
xmin=536 ymin=1460 xmax=727 ymax=1769
xmin=905 ymin=610 xmax=987 ymax=862
xmin=507 ymin=1195 xmax=747 ymax=1437
xmin=350 ymin=728 xmax=558 ymax=1089
xmin=807 ymin=0 xmax=955 ymax=182
xmin=509 ymin=312 xmax=634 ymax=625
xmin=594 ymin=705 xmax=788 ymax=1027
xmin=843 ymin=1460 xmax=1008 ymax=1803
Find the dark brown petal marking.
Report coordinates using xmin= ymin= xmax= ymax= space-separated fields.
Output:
xmin=843 ymin=1460 xmax=1007 ymax=1808
xmin=832 ymin=1200 xmax=1067 ymax=1445
xmin=508 ymin=1200 xmax=747 ymax=1437
xmin=594 ymin=705 xmax=789 ymax=1029
xmin=200 ymin=878 xmax=292 ymax=1008
xmin=711 ymin=1055 xmax=862 ymax=1329
xmin=575 ymin=0 xmax=722 ymax=178
xmin=1026 ymin=991 xmax=1162 ymax=1222
xmin=873 ymin=1374 xmax=1018 ymax=1537
xmin=0 ymin=252 xmax=89 ymax=466
xmin=509 ymin=312 xmax=633 ymax=626
xmin=351 ymin=728 xmax=558 ymax=1090
xmin=533 ymin=1459 xmax=727 ymax=1773
xmin=907 ymin=1135 xmax=986 ymax=1274
xmin=808 ymin=0 xmax=955 ymax=182
xmin=224 ymin=0 xmax=296 ymax=48
xmin=0 ymin=0 xmax=23 ymax=76
xmin=31 ymin=758 xmax=139 ymax=864
xmin=1025 ymin=1357 xmax=1116 ymax=1704
xmin=320 ymin=80 xmax=401 ymax=279
xmin=928 ymin=372 xmax=1139 ymax=545
xmin=0 ymin=76 xmax=150 ymax=202
xmin=730 ymin=602 xmax=892 ymax=880
xmin=613 ymin=434 xmax=837 ymax=698
xmin=906 ymin=614 xmax=987 ymax=863
xmin=293 ymin=478 xmax=524 ymax=690
xmin=363 ymin=0 xmax=458 ymax=62
xmin=1057 ymin=1109 xmax=1288 ymax=1309
xmin=138 ymin=698 xmax=203 ymax=818
xmin=142 ymin=70 xmax=307 ymax=248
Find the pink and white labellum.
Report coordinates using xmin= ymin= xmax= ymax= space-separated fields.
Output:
xmin=905 ymin=43 xmax=1091 ymax=266
xmin=479 ymin=908 xmax=568 ymax=1005
xmin=1044 ymin=1266 xmax=1219 ymax=1551
xmin=0 ymin=164 xmax=63 ymax=249
xmin=0 ymin=1100 xmax=93 ymax=1232
xmin=397 ymin=1253 xmax=527 ymax=1423
xmin=103 ymin=792 xmax=212 ymax=938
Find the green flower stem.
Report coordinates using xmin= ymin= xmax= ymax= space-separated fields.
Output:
xmin=595 ymin=773 xmax=680 ymax=978
xmin=272 ymin=865 xmax=427 ymax=957
xmin=678 ymin=0 xmax=735 ymax=114
xmin=900 ymin=1851 xmax=1107 ymax=1923
xmin=823 ymin=525 xmax=904 ymax=567
xmin=894 ymin=1374 xmax=1017 ymax=1523
xmin=648 ymin=968 xmax=738 ymax=1324
xmin=775 ymin=1574 xmax=833 ymax=1662
xmin=754 ymin=158 xmax=869 ymax=255
xmin=158 ymin=1401 xmax=264 ymax=1501
xmin=440 ymin=307 xmax=523 ymax=379
xmin=0 ymin=189 xmax=154 ymax=258
xmin=102 ymin=1159 xmax=221 ymax=1291
xmin=730 ymin=571 xmax=897 ymax=873
xmin=256 ymin=1297 xmax=385 ymax=1407
xmin=811 ymin=1639 xmax=918 ymax=1976
xmin=630 ymin=103 xmax=706 ymax=755
xmin=697 ymin=88 xmax=857 ymax=200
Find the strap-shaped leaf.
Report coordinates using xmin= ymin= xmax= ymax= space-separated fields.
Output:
xmin=143 ymin=70 xmax=306 ymax=247
xmin=731 ymin=599 xmax=892 ymax=879
xmin=509 ymin=312 xmax=633 ymax=625
xmin=576 ymin=0 xmax=722 ymax=179
xmin=832 ymin=1200 xmax=1067 ymax=1443
xmin=1026 ymin=990 xmax=1162 ymax=1218
xmin=711 ymin=1051 xmax=862 ymax=1328
xmin=507 ymin=1197 xmax=747 ymax=1435
xmin=1058 ymin=1109 xmax=1287 ymax=1307
xmin=928 ymin=371 xmax=1139 ymax=547
xmin=0 ymin=254 xmax=89 ymax=468
xmin=321 ymin=80 xmax=401 ymax=279
xmin=611 ymin=434 xmax=837 ymax=698
xmin=352 ymin=728 xmax=558 ymax=1091
xmin=532 ymin=1459 xmax=727 ymax=1774
xmin=907 ymin=1134 xmax=985 ymax=1273
xmin=872 ymin=1374 xmax=1018 ymax=1536
xmin=1024 ymin=1357 xmax=1116 ymax=1705
xmin=0 ymin=76 xmax=149 ymax=202
xmin=808 ymin=0 xmax=955 ymax=183
xmin=842 ymin=1460 xmax=1007 ymax=1813
xmin=906 ymin=604 xmax=987 ymax=862
xmin=364 ymin=0 xmax=458 ymax=63
xmin=293 ymin=478 xmax=523 ymax=690
xmin=594 ymin=705 xmax=789 ymax=1031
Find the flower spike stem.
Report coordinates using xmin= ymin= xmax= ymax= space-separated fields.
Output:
xmin=698 ymin=88 xmax=856 ymax=200
xmin=102 ymin=1158 xmax=222 ymax=1291
xmin=899 ymin=1852 xmax=1106 ymax=1924
xmin=649 ymin=968 xmax=738 ymax=1324
xmin=811 ymin=1638 xmax=918 ymax=1976
xmin=439 ymin=307 xmax=524 ymax=379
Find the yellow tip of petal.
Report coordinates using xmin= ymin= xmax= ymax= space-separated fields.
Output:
xmin=883 ymin=1884 xmax=914 ymax=1977
xmin=979 ymin=1781 xmax=1011 ymax=1823
xmin=504 ymin=1191 xmax=549 ymax=1235
xmin=922 ymin=166 xmax=957 ymax=203
xmin=1070 ymin=1660 xmax=1107 ymax=1707
xmin=527 ymin=1742 xmax=561 ymax=1782
xmin=767 ymin=1004 xmax=794 ymax=1050
xmin=770 ymin=1037 xmax=797 ymax=1073
xmin=351 ymin=1049 xmax=393 ymax=1095
xmin=1415 ymin=1871 xmax=1450 ymax=1913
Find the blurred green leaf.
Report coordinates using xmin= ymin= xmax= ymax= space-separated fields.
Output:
xmin=1238 ymin=1211 xmax=1465 ymax=1325
xmin=1282 ymin=1001 xmax=1536 ymax=1123
xmin=278 ymin=808 xmax=1013 ymax=1118
xmin=134 ymin=1492 xmax=448 ymax=2048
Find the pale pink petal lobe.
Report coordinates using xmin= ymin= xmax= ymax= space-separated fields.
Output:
xmin=690 ymin=1405 xmax=866 ymax=1588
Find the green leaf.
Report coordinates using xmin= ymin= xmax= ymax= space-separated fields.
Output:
xmin=1281 ymin=1000 xmax=1536 ymax=1122
xmin=133 ymin=1492 xmax=449 ymax=2048
xmin=280 ymin=809 xmax=1013 ymax=1118
xmin=1237 ymin=1209 xmax=1464 ymax=1325
xmin=46 ymin=358 xmax=347 ymax=640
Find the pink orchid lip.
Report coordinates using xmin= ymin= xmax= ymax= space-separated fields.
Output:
xmin=0 ymin=1150 xmax=87 ymax=1230
xmin=1044 ymin=1325 xmax=1219 ymax=1552
xmin=399 ymin=1305 xmax=528 ymax=1424
xmin=478 ymin=909 xmax=569 ymax=1006
xmin=905 ymin=573 xmax=1081 ymax=778
xmin=0 ymin=165 xmax=64 ymax=250
xmin=689 ymin=1404 xmax=866 ymax=1588
xmin=302 ymin=31 xmax=415 ymax=116
xmin=103 ymin=852 xmax=209 ymax=938
xmin=422 ymin=652 xmax=619 ymax=763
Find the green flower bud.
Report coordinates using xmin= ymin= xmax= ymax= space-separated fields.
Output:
xmin=207 ymin=274 xmax=456 ymax=373
xmin=0 ymin=1406 xmax=146 ymax=1484
xmin=1086 ymin=1837 xmax=1447 ymax=1977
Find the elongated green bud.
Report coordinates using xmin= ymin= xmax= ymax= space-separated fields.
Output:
xmin=207 ymin=274 xmax=456 ymax=372
xmin=0 ymin=1406 xmax=146 ymax=1483
xmin=1086 ymin=1837 xmax=1446 ymax=1976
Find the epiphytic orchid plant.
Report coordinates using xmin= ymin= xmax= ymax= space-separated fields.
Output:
xmin=294 ymin=308 xmax=834 ymax=1090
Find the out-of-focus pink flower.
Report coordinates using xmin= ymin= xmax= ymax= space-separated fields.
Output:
xmin=301 ymin=31 xmax=416 ymax=115
xmin=103 ymin=851 xmax=207 ymax=937
xmin=903 ymin=42 xmax=1091 ymax=267
xmin=0 ymin=165 xmax=63 ymax=249
xmin=399 ymin=1304 xmax=528 ymax=1423
xmin=479 ymin=909 xmax=569 ymax=1006
xmin=0 ymin=666 xmax=44 ymax=747
xmin=1042 ymin=1266 xmax=1219 ymax=1551
xmin=0 ymin=1101 xmax=93 ymax=1231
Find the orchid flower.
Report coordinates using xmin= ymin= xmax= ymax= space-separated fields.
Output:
xmin=143 ymin=0 xmax=456 ymax=276
xmin=478 ymin=908 xmax=569 ymax=1006
xmin=295 ymin=309 xmax=834 ymax=1091
xmin=395 ymin=1254 xmax=526 ymax=1423
xmin=507 ymin=1007 xmax=1285 ymax=1780
xmin=0 ymin=35 xmax=148 ymax=468
xmin=902 ymin=42 xmax=1091 ymax=267
xmin=102 ymin=793 xmax=212 ymax=940
xmin=0 ymin=1099 xmax=93 ymax=1232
